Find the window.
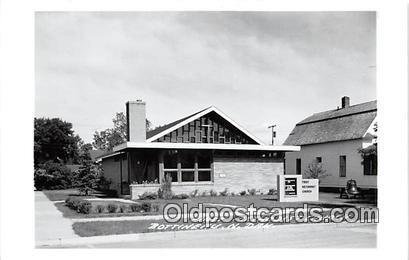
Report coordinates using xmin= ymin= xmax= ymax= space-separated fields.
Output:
xmin=181 ymin=171 xmax=195 ymax=182
xmin=316 ymin=157 xmax=322 ymax=163
xmin=363 ymin=154 xmax=377 ymax=175
xmin=198 ymin=170 xmax=211 ymax=181
xmin=164 ymin=171 xmax=178 ymax=183
xmin=296 ymin=158 xmax=301 ymax=175
xmin=163 ymin=151 xmax=213 ymax=183
xmin=339 ymin=156 xmax=346 ymax=177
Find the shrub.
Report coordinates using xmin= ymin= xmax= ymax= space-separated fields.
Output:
xmin=230 ymin=192 xmax=236 ymax=196
xmin=130 ymin=203 xmax=142 ymax=212
xmin=107 ymin=203 xmax=118 ymax=213
xmin=73 ymin=161 xmax=104 ymax=196
xmin=201 ymin=191 xmax=208 ymax=197
xmin=119 ymin=205 xmax=127 ymax=213
xmin=141 ymin=202 xmax=151 ymax=212
xmin=151 ymin=204 xmax=160 ymax=212
xmin=210 ymin=190 xmax=218 ymax=197
xmin=139 ymin=192 xmax=158 ymax=200
xmin=247 ymin=188 xmax=256 ymax=196
xmin=219 ymin=188 xmax=229 ymax=196
xmin=267 ymin=189 xmax=277 ymax=195
xmin=95 ymin=204 xmax=105 ymax=213
xmin=65 ymin=197 xmax=83 ymax=210
xmin=157 ymin=187 xmax=163 ymax=199
xmin=239 ymin=190 xmax=247 ymax=196
xmin=158 ymin=174 xmax=173 ymax=199
xmin=304 ymin=159 xmax=328 ymax=181
xmin=190 ymin=189 xmax=199 ymax=198
xmin=34 ymin=161 xmax=73 ymax=190
xmin=77 ymin=201 xmax=92 ymax=214
xmin=172 ymin=193 xmax=189 ymax=199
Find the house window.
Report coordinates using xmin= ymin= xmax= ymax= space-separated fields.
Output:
xmin=296 ymin=158 xmax=301 ymax=175
xmin=163 ymin=151 xmax=213 ymax=183
xmin=339 ymin=155 xmax=346 ymax=177
xmin=181 ymin=171 xmax=195 ymax=182
xmin=316 ymin=157 xmax=322 ymax=163
xmin=198 ymin=170 xmax=211 ymax=181
xmin=363 ymin=154 xmax=377 ymax=175
xmin=164 ymin=171 xmax=178 ymax=183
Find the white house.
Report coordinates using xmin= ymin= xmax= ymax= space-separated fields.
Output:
xmin=284 ymin=97 xmax=377 ymax=190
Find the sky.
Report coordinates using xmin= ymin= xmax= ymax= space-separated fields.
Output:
xmin=35 ymin=12 xmax=376 ymax=145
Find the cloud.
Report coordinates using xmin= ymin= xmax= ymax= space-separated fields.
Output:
xmin=35 ymin=12 xmax=376 ymax=144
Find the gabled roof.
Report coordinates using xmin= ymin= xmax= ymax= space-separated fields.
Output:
xmin=145 ymin=106 xmax=264 ymax=145
xmin=284 ymin=100 xmax=377 ymax=146
xmin=146 ymin=107 xmax=208 ymax=140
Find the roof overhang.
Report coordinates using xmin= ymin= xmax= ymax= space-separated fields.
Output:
xmin=112 ymin=142 xmax=300 ymax=153
xmin=96 ymin=151 xmax=126 ymax=161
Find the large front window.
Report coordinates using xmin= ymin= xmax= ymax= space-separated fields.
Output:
xmin=163 ymin=150 xmax=213 ymax=183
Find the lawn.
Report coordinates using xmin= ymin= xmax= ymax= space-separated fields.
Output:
xmin=55 ymin=193 xmax=364 ymax=222
xmin=71 ymin=204 xmax=353 ymax=237
xmin=62 ymin=192 xmax=378 ymax=237
xmin=42 ymin=189 xmax=96 ymax=201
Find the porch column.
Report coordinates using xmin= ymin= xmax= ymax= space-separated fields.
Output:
xmin=158 ymin=151 xmax=164 ymax=183
xmin=194 ymin=154 xmax=199 ymax=182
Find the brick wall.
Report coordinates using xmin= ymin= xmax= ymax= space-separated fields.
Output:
xmin=129 ymin=157 xmax=283 ymax=199
xmin=213 ymin=157 xmax=283 ymax=194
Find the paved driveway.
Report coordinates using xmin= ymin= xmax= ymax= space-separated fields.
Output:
xmin=35 ymin=191 xmax=78 ymax=246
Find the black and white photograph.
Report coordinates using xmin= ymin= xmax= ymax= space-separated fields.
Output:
xmin=0 ymin=0 xmax=408 ymax=259
xmin=33 ymin=11 xmax=378 ymax=248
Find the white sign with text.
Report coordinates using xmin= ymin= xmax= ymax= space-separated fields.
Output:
xmin=277 ymin=175 xmax=319 ymax=202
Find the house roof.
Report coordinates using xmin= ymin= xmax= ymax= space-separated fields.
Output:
xmin=145 ymin=107 xmax=208 ymax=139
xmin=284 ymin=100 xmax=377 ymax=146
xmin=145 ymin=106 xmax=264 ymax=145
xmin=89 ymin=149 xmax=106 ymax=162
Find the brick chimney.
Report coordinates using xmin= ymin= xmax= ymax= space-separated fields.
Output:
xmin=126 ymin=100 xmax=146 ymax=142
xmin=341 ymin=96 xmax=350 ymax=109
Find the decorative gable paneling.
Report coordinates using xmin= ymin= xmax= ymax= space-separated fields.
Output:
xmin=153 ymin=111 xmax=258 ymax=144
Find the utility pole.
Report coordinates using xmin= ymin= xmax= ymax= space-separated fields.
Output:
xmin=268 ymin=124 xmax=276 ymax=145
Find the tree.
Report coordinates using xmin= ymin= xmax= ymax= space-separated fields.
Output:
xmin=71 ymin=139 xmax=110 ymax=195
xmin=92 ymin=112 xmax=152 ymax=151
xmin=304 ymin=159 xmax=328 ymax=182
xmin=358 ymin=122 xmax=377 ymax=157
xmin=34 ymin=118 xmax=82 ymax=166
xmin=34 ymin=161 xmax=73 ymax=190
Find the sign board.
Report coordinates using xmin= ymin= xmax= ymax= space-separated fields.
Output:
xmin=277 ymin=175 xmax=319 ymax=202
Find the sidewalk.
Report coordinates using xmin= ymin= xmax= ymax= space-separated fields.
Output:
xmin=37 ymin=222 xmax=376 ymax=248
xmin=35 ymin=191 xmax=78 ymax=246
